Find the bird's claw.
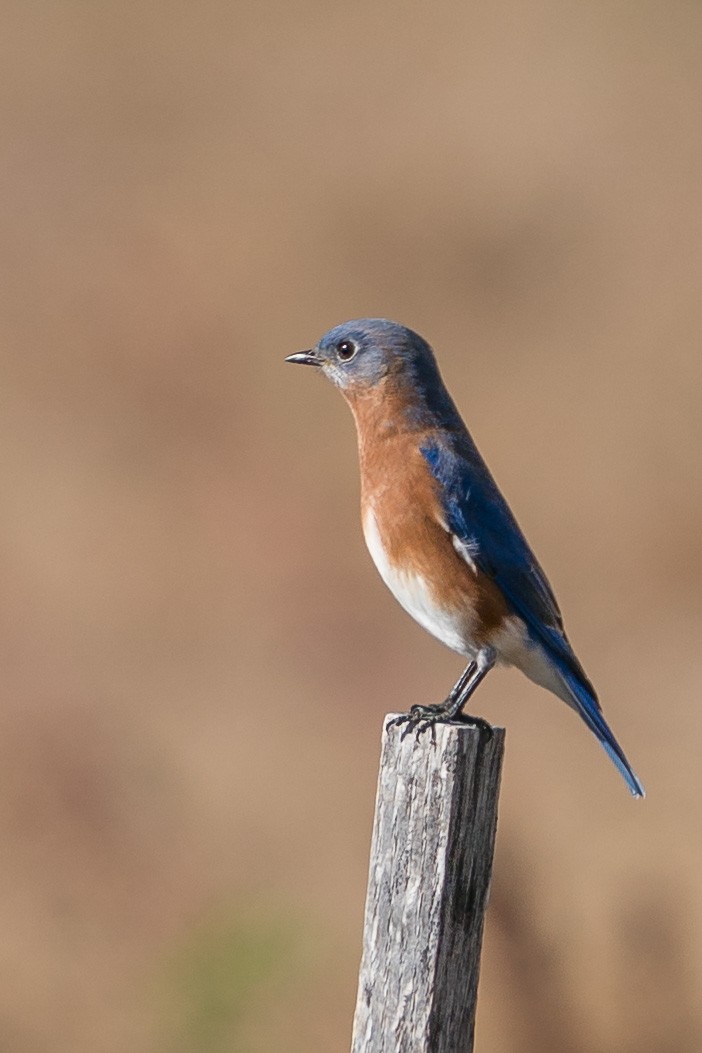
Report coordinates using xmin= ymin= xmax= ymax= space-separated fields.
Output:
xmin=387 ymin=706 xmax=441 ymax=745
xmin=386 ymin=705 xmax=494 ymax=744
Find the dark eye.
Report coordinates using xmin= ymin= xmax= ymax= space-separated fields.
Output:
xmin=336 ymin=339 xmax=357 ymax=362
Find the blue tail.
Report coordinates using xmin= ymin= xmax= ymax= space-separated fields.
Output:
xmin=556 ymin=661 xmax=645 ymax=798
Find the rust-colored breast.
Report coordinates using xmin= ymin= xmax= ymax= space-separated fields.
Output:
xmin=346 ymin=381 xmax=510 ymax=646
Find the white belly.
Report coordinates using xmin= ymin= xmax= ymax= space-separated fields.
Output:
xmin=362 ymin=508 xmax=472 ymax=656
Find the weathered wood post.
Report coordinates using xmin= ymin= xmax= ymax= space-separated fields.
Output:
xmin=351 ymin=716 xmax=505 ymax=1053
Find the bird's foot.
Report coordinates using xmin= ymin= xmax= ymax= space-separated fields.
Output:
xmin=386 ymin=705 xmax=440 ymax=744
xmin=386 ymin=703 xmax=494 ymax=744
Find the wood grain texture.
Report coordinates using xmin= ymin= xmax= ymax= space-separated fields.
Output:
xmin=351 ymin=717 xmax=505 ymax=1053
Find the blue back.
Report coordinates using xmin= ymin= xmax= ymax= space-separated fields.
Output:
xmin=421 ymin=431 xmax=595 ymax=691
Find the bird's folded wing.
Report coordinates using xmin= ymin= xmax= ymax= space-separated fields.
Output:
xmin=420 ymin=434 xmax=593 ymax=687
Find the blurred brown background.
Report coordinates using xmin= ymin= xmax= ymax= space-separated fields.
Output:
xmin=1 ymin=2 xmax=701 ymax=1050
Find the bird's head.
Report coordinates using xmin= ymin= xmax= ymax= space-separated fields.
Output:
xmin=285 ymin=318 xmax=440 ymax=395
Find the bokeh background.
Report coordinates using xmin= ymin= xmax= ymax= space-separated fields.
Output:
xmin=1 ymin=2 xmax=701 ymax=1050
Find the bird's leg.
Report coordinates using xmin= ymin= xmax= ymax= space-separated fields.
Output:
xmin=387 ymin=662 xmax=475 ymax=737
xmin=387 ymin=648 xmax=497 ymax=742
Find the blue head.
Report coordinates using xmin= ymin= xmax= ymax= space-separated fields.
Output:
xmin=286 ymin=318 xmax=462 ymax=427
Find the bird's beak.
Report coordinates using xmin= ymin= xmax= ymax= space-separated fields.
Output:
xmin=285 ymin=349 xmax=323 ymax=367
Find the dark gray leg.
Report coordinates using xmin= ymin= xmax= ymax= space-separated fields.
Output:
xmin=387 ymin=647 xmax=497 ymax=741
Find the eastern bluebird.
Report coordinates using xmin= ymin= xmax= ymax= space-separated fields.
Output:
xmin=286 ymin=319 xmax=644 ymax=798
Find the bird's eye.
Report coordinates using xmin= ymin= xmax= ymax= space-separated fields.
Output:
xmin=336 ymin=339 xmax=357 ymax=362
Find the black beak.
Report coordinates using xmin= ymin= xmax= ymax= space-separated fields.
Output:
xmin=285 ymin=349 xmax=322 ymax=367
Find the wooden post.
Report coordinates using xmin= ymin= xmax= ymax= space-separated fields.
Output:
xmin=351 ymin=716 xmax=505 ymax=1053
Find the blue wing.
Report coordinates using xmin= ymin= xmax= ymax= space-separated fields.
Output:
xmin=421 ymin=433 xmax=645 ymax=797
xmin=421 ymin=433 xmax=573 ymax=659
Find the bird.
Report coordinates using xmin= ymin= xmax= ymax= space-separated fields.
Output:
xmin=286 ymin=319 xmax=644 ymax=798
